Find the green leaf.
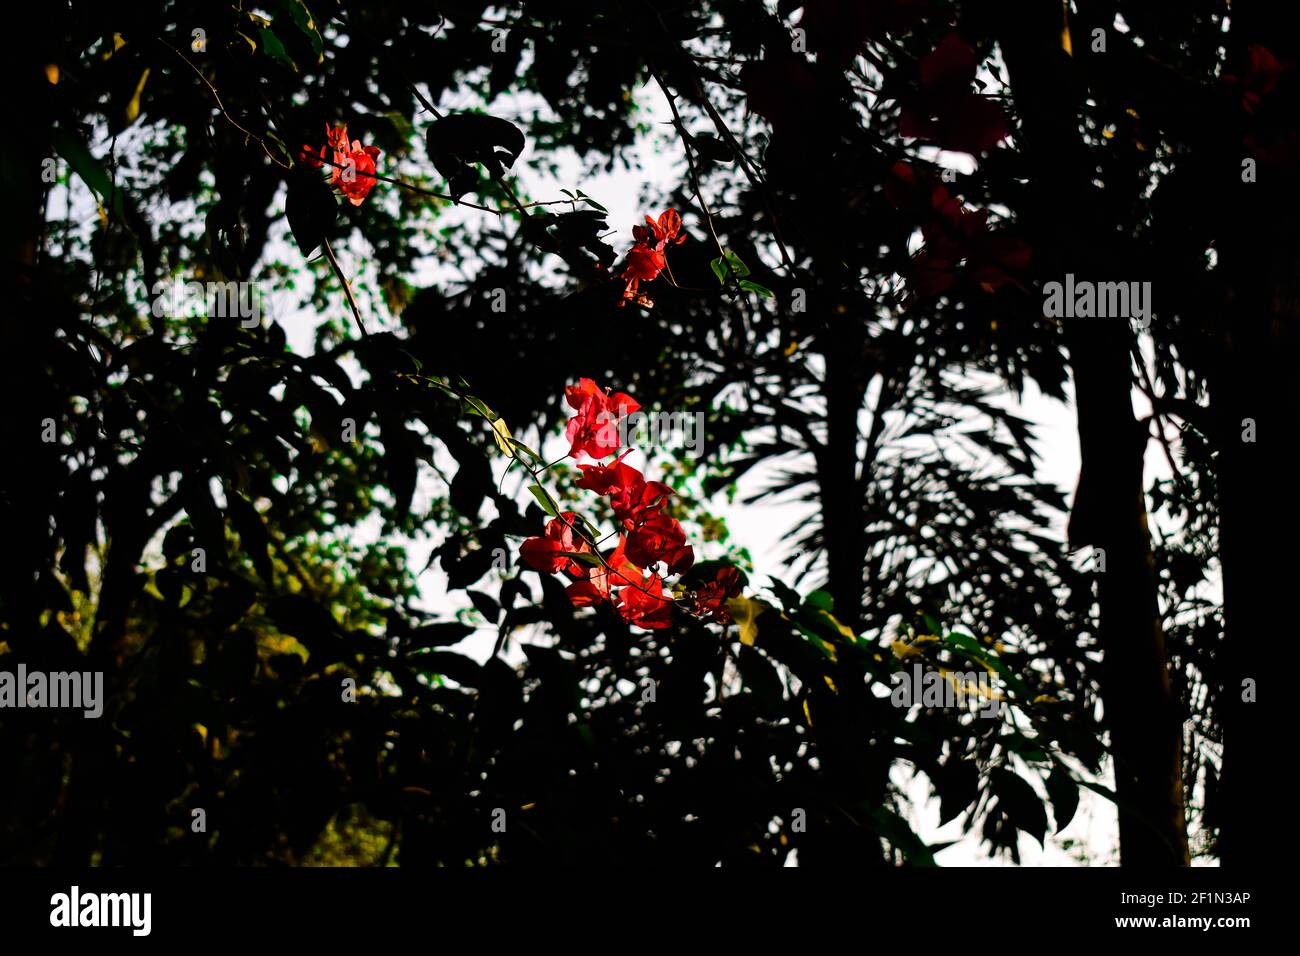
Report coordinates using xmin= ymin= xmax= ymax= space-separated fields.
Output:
xmin=739 ymin=279 xmax=774 ymax=298
xmin=736 ymin=645 xmax=784 ymax=708
xmin=943 ymin=630 xmax=1030 ymax=698
xmin=804 ymin=590 xmax=834 ymax=612
xmin=426 ymin=113 xmax=527 ymax=199
xmin=1047 ymin=766 xmax=1081 ymax=832
xmin=765 ymin=577 xmax=802 ymax=612
xmin=257 ymin=27 xmax=297 ymax=71
xmin=467 ymin=590 xmax=501 ymax=622
xmin=276 ymin=0 xmax=324 ymax=62
xmin=723 ymin=250 xmax=751 ymax=278
xmin=867 ymin=807 xmax=938 ymax=866
xmin=506 ymin=438 xmax=543 ymax=463
xmin=528 ymin=483 xmax=560 ymax=518
xmin=408 ymin=622 xmax=475 ymax=648
xmin=411 ymin=650 xmax=482 ymax=686
xmin=488 ymin=417 xmax=514 ymax=457
xmin=991 ymin=768 xmax=1048 ymax=847
xmin=285 ymin=172 xmax=337 ymax=257
xmin=709 ymin=257 xmax=727 ymax=284
xmin=50 ymin=125 xmax=137 ymax=223
xmin=450 ymin=453 xmax=491 ymax=518
xmin=726 ymin=595 xmax=769 ymax=646
xmin=932 ymin=759 xmax=979 ymax=826
xmin=261 ymin=131 xmax=295 ymax=168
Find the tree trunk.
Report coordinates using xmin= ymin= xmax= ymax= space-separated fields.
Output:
xmin=998 ymin=1 xmax=1189 ymax=865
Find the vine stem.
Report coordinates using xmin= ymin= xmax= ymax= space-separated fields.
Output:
xmin=321 ymin=237 xmax=368 ymax=338
xmin=649 ymin=65 xmax=726 ymax=261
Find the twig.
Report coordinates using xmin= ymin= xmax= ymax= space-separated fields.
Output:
xmin=157 ymin=37 xmax=292 ymax=169
xmin=321 ymin=237 xmax=369 ymax=338
xmin=649 ymin=66 xmax=726 ymax=261
xmin=1130 ymin=342 xmax=1191 ymax=496
xmin=644 ymin=3 xmax=798 ymax=275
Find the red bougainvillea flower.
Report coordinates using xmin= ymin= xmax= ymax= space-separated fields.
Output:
xmin=632 ymin=210 xmax=685 ymax=248
xmin=1245 ymin=130 xmax=1300 ymax=169
xmin=576 ymin=455 xmax=691 ymax=571
xmin=565 ymin=537 xmax=642 ymax=606
xmin=300 ymin=144 xmax=325 ymax=168
xmin=900 ymin=33 xmax=1009 ymax=155
xmin=518 ymin=511 xmax=591 ymax=575
xmin=625 ymin=510 xmax=694 ymax=575
xmin=564 ymin=378 xmax=641 ymax=460
xmin=620 ymin=210 xmax=686 ymax=306
xmin=886 ymin=162 xmax=1030 ymax=298
xmin=1224 ymin=45 xmax=1285 ymax=113
xmin=336 ymin=143 xmax=381 ymax=205
xmin=623 ymin=243 xmax=666 ymax=285
xmin=797 ymin=0 xmax=927 ymax=71
xmin=576 ymin=456 xmax=673 ymax=525
xmin=742 ymin=53 xmax=822 ymax=138
xmin=330 ymin=131 xmax=382 ymax=207
xmin=520 ymin=380 xmax=747 ymax=632
xmin=614 ymin=570 xmax=675 ymax=629
xmin=693 ymin=566 xmax=743 ymax=622
xmin=301 ymin=124 xmax=382 ymax=206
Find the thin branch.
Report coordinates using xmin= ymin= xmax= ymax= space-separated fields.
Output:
xmin=649 ymin=66 xmax=726 ymax=260
xmin=322 ymin=237 xmax=369 ymax=338
xmin=157 ymin=37 xmax=292 ymax=169
xmin=644 ymin=3 xmax=798 ymax=275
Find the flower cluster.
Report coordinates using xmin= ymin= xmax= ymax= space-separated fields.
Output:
xmin=301 ymin=124 xmax=382 ymax=206
xmin=619 ymin=210 xmax=686 ymax=307
xmin=518 ymin=378 xmax=741 ymax=629
xmin=1223 ymin=45 xmax=1299 ymax=169
xmin=1224 ymin=44 xmax=1285 ymax=115
xmin=797 ymin=0 xmax=927 ymax=72
xmin=885 ymin=161 xmax=1030 ymax=298
xmin=900 ymin=33 xmax=1009 ymax=156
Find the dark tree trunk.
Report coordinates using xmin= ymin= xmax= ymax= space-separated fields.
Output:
xmin=998 ymin=1 xmax=1189 ymax=865
xmin=1207 ymin=0 xmax=1300 ymax=868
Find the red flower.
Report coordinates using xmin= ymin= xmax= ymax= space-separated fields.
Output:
xmin=576 ymin=456 xmax=691 ymax=571
xmin=900 ymin=34 xmax=1009 ymax=155
xmin=693 ymin=566 xmax=743 ymax=621
xmin=798 ymin=0 xmax=927 ymax=71
xmin=614 ymin=571 xmax=675 ymax=629
xmin=335 ymin=144 xmax=381 ymax=206
xmin=1245 ymin=130 xmax=1300 ymax=169
xmin=625 ymin=510 xmax=694 ymax=575
xmin=886 ymin=162 xmax=1030 ymax=298
xmin=565 ymin=537 xmax=642 ymax=606
xmin=520 ymin=380 xmax=730 ymax=631
xmin=620 ymin=210 xmax=685 ymax=306
xmin=518 ymin=511 xmax=591 ymax=575
xmin=302 ymin=124 xmax=382 ymax=206
xmin=1224 ymin=45 xmax=1285 ymax=114
xmin=564 ymin=378 xmax=641 ymax=460
xmin=742 ymin=54 xmax=822 ymax=137
xmin=631 ymin=210 xmax=685 ymax=248
xmin=576 ymin=457 xmax=673 ymax=525
xmin=623 ymin=244 xmax=666 ymax=281
xmin=325 ymin=124 xmax=351 ymax=153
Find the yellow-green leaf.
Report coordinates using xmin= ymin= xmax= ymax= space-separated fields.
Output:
xmin=726 ymin=595 xmax=768 ymax=646
xmin=490 ymin=417 xmax=513 ymax=456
